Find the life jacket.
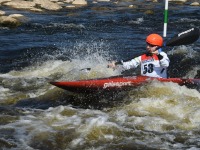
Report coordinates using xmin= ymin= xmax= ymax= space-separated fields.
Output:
xmin=140 ymin=54 xmax=167 ymax=78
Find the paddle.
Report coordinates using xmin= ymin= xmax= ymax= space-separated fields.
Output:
xmin=113 ymin=27 xmax=200 ymax=65
xmin=165 ymin=27 xmax=199 ymax=46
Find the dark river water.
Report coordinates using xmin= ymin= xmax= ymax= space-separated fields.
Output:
xmin=0 ymin=1 xmax=200 ymax=150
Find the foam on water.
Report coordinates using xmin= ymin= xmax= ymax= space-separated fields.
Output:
xmin=1 ymin=79 xmax=199 ymax=149
xmin=118 ymin=81 xmax=200 ymax=131
xmin=0 ymin=40 xmax=122 ymax=104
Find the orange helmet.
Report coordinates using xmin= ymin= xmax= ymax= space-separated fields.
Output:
xmin=146 ymin=34 xmax=163 ymax=47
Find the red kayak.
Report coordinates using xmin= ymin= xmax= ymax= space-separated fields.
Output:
xmin=49 ymin=28 xmax=200 ymax=93
xmin=50 ymin=76 xmax=200 ymax=93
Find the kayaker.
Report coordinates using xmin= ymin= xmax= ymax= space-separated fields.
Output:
xmin=108 ymin=33 xmax=170 ymax=78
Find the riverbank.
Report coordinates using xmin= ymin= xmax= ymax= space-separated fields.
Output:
xmin=0 ymin=0 xmax=199 ymax=28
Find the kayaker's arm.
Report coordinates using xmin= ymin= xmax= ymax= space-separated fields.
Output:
xmin=157 ymin=52 xmax=170 ymax=67
xmin=121 ymin=57 xmax=141 ymax=70
xmin=108 ymin=56 xmax=141 ymax=69
xmin=108 ymin=52 xmax=146 ymax=68
xmin=151 ymin=48 xmax=170 ymax=68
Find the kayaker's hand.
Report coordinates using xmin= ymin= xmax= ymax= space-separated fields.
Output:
xmin=107 ymin=61 xmax=117 ymax=69
xmin=151 ymin=49 xmax=159 ymax=55
xmin=151 ymin=49 xmax=164 ymax=60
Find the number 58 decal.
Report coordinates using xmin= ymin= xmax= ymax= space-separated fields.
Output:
xmin=143 ymin=63 xmax=154 ymax=74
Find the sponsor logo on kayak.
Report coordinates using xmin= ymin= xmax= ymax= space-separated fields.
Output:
xmin=103 ymin=81 xmax=132 ymax=89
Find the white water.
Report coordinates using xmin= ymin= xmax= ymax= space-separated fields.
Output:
xmin=2 ymin=81 xmax=200 ymax=149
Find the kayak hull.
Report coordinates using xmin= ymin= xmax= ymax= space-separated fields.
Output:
xmin=50 ymin=76 xmax=200 ymax=93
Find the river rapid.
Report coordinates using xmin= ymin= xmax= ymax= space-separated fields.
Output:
xmin=0 ymin=1 xmax=200 ymax=150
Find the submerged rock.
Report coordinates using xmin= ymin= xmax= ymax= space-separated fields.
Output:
xmin=0 ymin=16 xmax=21 ymax=28
xmin=190 ymin=2 xmax=199 ymax=6
xmin=3 ymin=1 xmax=36 ymax=10
xmin=1 ymin=0 xmax=88 ymax=11
xmin=0 ymin=10 xmax=5 ymax=15
xmin=144 ymin=10 xmax=154 ymax=15
xmin=33 ymin=0 xmax=62 ymax=11
xmin=1 ymin=0 xmax=62 ymax=11
xmin=0 ymin=14 xmax=27 ymax=28
xmin=72 ymin=0 xmax=87 ymax=5
xmin=168 ymin=0 xmax=187 ymax=2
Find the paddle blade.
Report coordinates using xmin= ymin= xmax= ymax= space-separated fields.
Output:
xmin=166 ymin=28 xmax=200 ymax=46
